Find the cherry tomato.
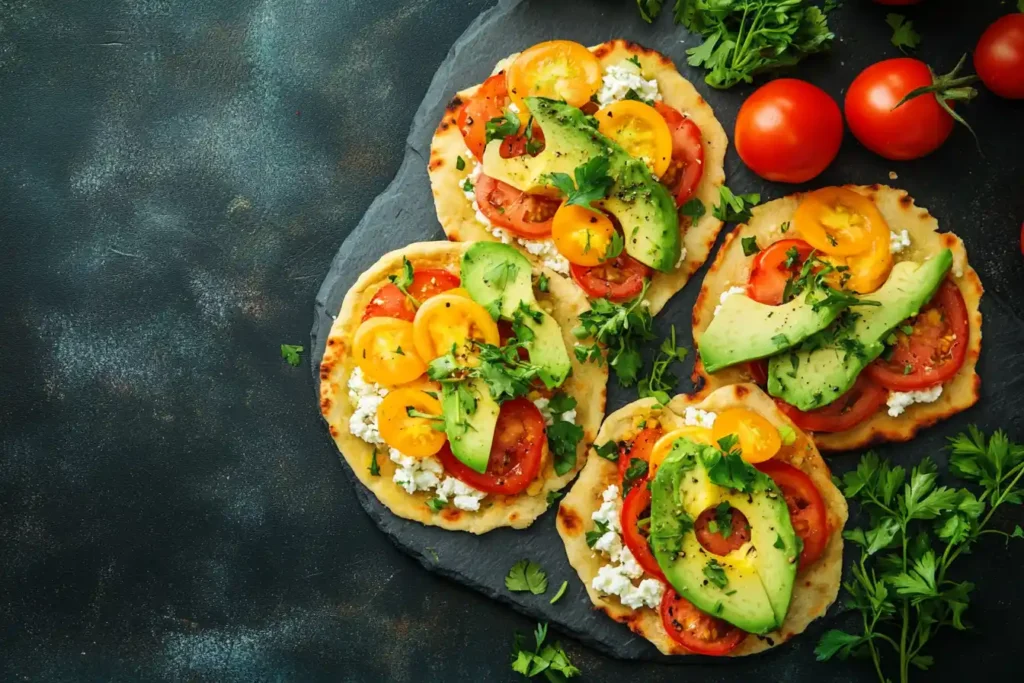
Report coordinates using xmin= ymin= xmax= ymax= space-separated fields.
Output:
xmin=570 ymin=253 xmax=651 ymax=302
xmin=865 ymin=280 xmax=969 ymax=391
xmin=711 ymin=408 xmax=781 ymax=464
xmin=412 ymin=293 xmax=500 ymax=362
xmin=845 ymin=58 xmax=962 ymax=161
xmin=734 ymin=79 xmax=842 ymax=184
xmin=975 ymin=14 xmax=1024 ymax=100
xmin=409 ymin=269 xmax=460 ymax=300
xmin=694 ymin=505 xmax=752 ymax=556
xmin=621 ymin=485 xmax=667 ymax=582
xmin=475 ymin=174 xmax=560 ymax=239
xmin=776 ymin=375 xmax=888 ymax=433
xmin=363 ymin=283 xmax=415 ymax=322
xmin=551 ymin=204 xmax=618 ymax=266
xmin=506 ymin=40 xmax=603 ymax=111
xmin=377 ymin=388 xmax=447 ymax=457
xmin=499 ymin=125 xmax=546 ymax=158
xmin=353 ymin=317 xmax=427 ymax=386
xmin=436 ymin=398 xmax=545 ymax=495
xmin=617 ymin=427 xmax=663 ymax=483
xmin=755 ymin=460 xmax=829 ymax=570
xmin=746 ymin=239 xmax=815 ymax=306
xmin=660 ymin=588 xmax=746 ymax=656
xmin=653 ymin=102 xmax=705 ymax=205
xmin=748 ymin=359 xmax=769 ymax=386
xmin=596 ymin=100 xmax=673 ymax=178
xmin=458 ymin=74 xmax=508 ymax=161
xmin=648 ymin=427 xmax=714 ymax=472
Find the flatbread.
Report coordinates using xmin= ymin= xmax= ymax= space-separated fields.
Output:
xmin=427 ymin=38 xmax=728 ymax=315
xmin=691 ymin=185 xmax=983 ymax=452
xmin=319 ymin=241 xmax=607 ymax=533
xmin=556 ymin=384 xmax=847 ymax=656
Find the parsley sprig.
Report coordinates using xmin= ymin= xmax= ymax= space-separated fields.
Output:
xmin=546 ymin=393 xmax=584 ymax=476
xmin=543 ymin=156 xmax=615 ymax=210
xmin=506 ymin=559 xmax=548 ymax=595
xmin=280 ymin=344 xmax=303 ymax=366
xmin=511 ymin=622 xmax=580 ymax=681
xmin=712 ymin=186 xmax=760 ymax=223
xmin=388 ymin=257 xmax=419 ymax=308
xmin=637 ymin=324 xmax=689 ymax=405
xmin=816 ymin=428 xmax=1024 ymax=683
xmin=572 ymin=282 xmax=654 ymax=387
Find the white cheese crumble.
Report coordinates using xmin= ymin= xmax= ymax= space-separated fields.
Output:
xmin=681 ymin=406 xmax=717 ymax=429
xmin=676 ymin=246 xmax=689 ymax=269
xmin=532 ymin=398 xmax=578 ymax=427
xmin=713 ymin=286 xmax=746 ymax=316
xmin=346 ymin=368 xmax=485 ymax=509
xmin=589 ymin=484 xmax=665 ymax=610
xmin=886 ymin=385 xmax=944 ymax=417
xmin=890 ymin=229 xmax=911 ymax=254
xmin=596 ymin=60 xmax=662 ymax=107
xmin=488 ymin=226 xmax=571 ymax=275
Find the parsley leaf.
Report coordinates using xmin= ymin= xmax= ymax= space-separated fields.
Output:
xmin=506 ymin=559 xmax=548 ymax=595
xmin=603 ymin=230 xmax=625 ymax=262
xmin=679 ymin=197 xmax=706 ymax=221
xmin=712 ymin=186 xmax=760 ymax=223
xmin=546 ymin=490 xmax=564 ymax=506
xmin=638 ymin=324 xmax=689 ymax=405
xmin=543 ymin=156 xmax=615 ymax=210
xmin=280 ymin=344 xmax=303 ymax=366
xmin=369 ymin=448 xmax=380 ymax=476
xmin=703 ymin=559 xmax=729 ymax=589
xmin=622 ymin=458 xmax=649 ymax=497
xmin=887 ymin=13 xmax=921 ymax=52
xmin=387 ymin=257 xmax=419 ymax=307
xmin=572 ymin=282 xmax=654 ymax=387
xmin=537 ymin=272 xmax=549 ymax=293
xmin=426 ymin=497 xmax=447 ymax=512
xmin=594 ymin=440 xmax=620 ymax=462
xmin=637 ymin=0 xmax=666 ymax=23
xmin=485 ymin=108 xmax=521 ymax=144
xmin=714 ymin=502 xmax=733 ymax=539
xmin=549 ymin=580 xmax=568 ymax=604
xmin=586 ymin=519 xmax=610 ymax=548
xmin=549 ymin=420 xmax=584 ymax=476
xmin=510 ymin=622 xmax=580 ymax=680
xmin=741 ymin=236 xmax=760 ymax=256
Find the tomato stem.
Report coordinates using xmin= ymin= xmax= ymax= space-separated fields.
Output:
xmin=892 ymin=54 xmax=981 ymax=153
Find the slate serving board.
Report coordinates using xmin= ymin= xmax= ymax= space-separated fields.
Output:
xmin=312 ymin=0 xmax=1024 ymax=664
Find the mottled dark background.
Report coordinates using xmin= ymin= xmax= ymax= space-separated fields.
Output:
xmin=2 ymin=0 xmax=1022 ymax=681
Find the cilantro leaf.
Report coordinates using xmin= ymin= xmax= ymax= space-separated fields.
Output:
xmin=585 ymin=519 xmax=610 ymax=548
xmin=703 ymin=559 xmax=729 ymax=589
xmin=485 ymin=108 xmax=521 ymax=144
xmin=387 ymin=257 xmax=419 ymax=307
xmin=543 ymin=156 xmax=615 ymax=210
xmin=814 ymin=630 xmax=865 ymax=661
xmin=679 ymin=198 xmax=706 ymax=220
xmin=572 ymin=282 xmax=654 ymax=387
xmin=280 ymin=344 xmax=303 ymax=366
xmin=548 ymin=420 xmax=584 ymax=476
xmin=426 ymin=497 xmax=447 ymax=512
xmin=506 ymin=559 xmax=548 ymax=595
xmin=546 ymin=490 xmax=564 ymax=506
xmin=714 ymin=501 xmax=733 ymax=539
xmin=638 ymin=324 xmax=688 ymax=405
xmin=622 ymin=458 xmax=649 ymax=497
xmin=703 ymin=448 xmax=758 ymax=493
xmin=712 ymin=186 xmax=760 ymax=223
xmin=741 ymin=236 xmax=760 ymax=256
xmin=887 ymin=13 xmax=921 ymax=52
xmin=594 ymin=440 xmax=620 ymax=462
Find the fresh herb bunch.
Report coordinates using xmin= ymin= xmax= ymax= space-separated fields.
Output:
xmin=572 ymin=282 xmax=655 ymax=386
xmin=543 ymin=156 xmax=615 ymax=210
xmin=511 ymin=622 xmax=581 ymax=681
xmin=637 ymin=324 xmax=689 ymax=404
xmin=636 ymin=0 xmax=835 ymax=89
xmin=816 ymin=427 xmax=1024 ymax=683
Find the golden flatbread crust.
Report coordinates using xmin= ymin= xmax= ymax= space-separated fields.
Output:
xmin=691 ymin=185 xmax=983 ymax=452
xmin=427 ymin=38 xmax=728 ymax=315
xmin=556 ymin=384 xmax=847 ymax=656
xmin=319 ymin=241 xmax=608 ymax=533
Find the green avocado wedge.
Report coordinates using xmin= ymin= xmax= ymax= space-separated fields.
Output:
xmin=650 ymin=439 xmax=798 ymax=634
xmin=768 ymin=249 xmax=953 ymax=411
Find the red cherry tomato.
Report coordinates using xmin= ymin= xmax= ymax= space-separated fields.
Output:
xmin=748 ymin=359 xmax=769 ymax=386
xmin=776 ymin=375 xmax=888 ymax=433
xmin=617 ymin=427 xmax=664 ymax=483
xmin=660 ymin=588 xmax=746 ymax=656
xmin=362 ymin=269 xmax=460 ymax=321
xmin=474 ymin=174 xmax=560 ymax=239
xmin=865 ymin=280 xmax=969 ymax=391
xmin=755 ymin=460 xmax=829 ymax=570
xmin=436 ymin=398 xmax=545 ymax=495
xmin=975 ymin=14 xmax=1024 ymax=100
xmin=746 ymin=239 xmax=815 ymax=305
xmin=734 ymin=79 xmax=843 ymax=183
xmin=694 ymin=506 xmax=751 ymax=556
xmin=620 ymin=485 xmax=667 ymax=582
xmin=652 ymin=102 xmax=705 ymax=205
xmin=570 ymin=253 xmax=651 ymax=302
xmin=845 ymin=58 xmax=963 ymax=161
xmin=457 ymin=74 xmax=508 ymax=161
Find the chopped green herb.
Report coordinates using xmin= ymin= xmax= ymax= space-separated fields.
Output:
xmin=573 ymin=282 xmax=654 ymax=387
xmin=543 ymin=156 xmax=615 ymax=210
xmin=546 ymin=490 xmax=564 ymax=506
xmin=622 ymin=458 xmax=649 ymax=497
xmin=369 ymin=448 xmax=380 ymax=476
xmin=638 ymin=324 xmax=689 ymax=405
xmin=485 ymin=108 xmax=521 ymax=144
xmin=887 ymin=13 xmax=921 ymax=51
xmin=456 ymin=155 xmax=466 ymax=171
xmin=594 ymin=441 xmax=620 ymax=462
xmin=510 ymin=622 xmax=580 ymax=680
xmin=426 ymin=497 xmax=447 ymax=512
xmin=712 ymin=186 xmax=760 ymax=223
xmin=280 ymin=344 xmax=303 ymax=366
xmin=537 ymin=272 xmax=549 ymax=293
xmin=714 ymin=502 xmax=733 ymax=539
xmin=679 ymin=198 xmax=706 ymax=221
xmin=741 ymin=236 xmax=761 ymax=256
xmin=506 ymin=559 xmax=548 ymax=595
xmin=703 ymin=559 xmax=729 ymax=589
xmin=549 ymin=580 xmax=569 ymax=604
xmin=586 ymin=519 xmax=610 ymax=548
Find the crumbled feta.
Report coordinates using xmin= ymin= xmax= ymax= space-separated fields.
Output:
xmin=347 ymin=368 xmax=388 ymax=445
xmin=434 ymin=476 xmax=487 ymax=511
xmin=588 ymin=484 xmax=663 ymax=609
xmin=533 ymin=398 xmax=578 ymax=427
xmin=886 ymin=385 xmax=943 ymax=417
xmin=508 ymin=102 xmax=520 ymax=114
xmin=890 ymin=229 xmax=911 ymax=254
xmin=675 ymin=246 xmax=689 ymax=269
xmin=488 ymin=227 xmax=571 ymax=275
xmin=593 ymin=529 xmax=622 ymax=556
xmin=592 ymin=484 xmax=622 ymax=533
xmin=713 ymin=285 xmax=746 ymax=316
xmin=616 ymin=546 xmax=644 ymax=580
xmin=390 ymin=449 xmax=444 ymax=494
xmin=682 ymin=406 xmax=717 ymax=429
xmin=596 ymin=60 xmax=662 ymax=107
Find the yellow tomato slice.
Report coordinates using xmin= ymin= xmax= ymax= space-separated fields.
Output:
xmin=412 ymin=293 xmax=500 ymax=362
xmin=711 ymin=408 xmax=781 ymax=464
xmin=595 ymin=100 xmax=673 ymax=178
xmin=506 ymin=40 xmax=603 ymax=111
xmin=551 ymin=204 xmax=617 ymax=266
xmin=794 ymin=187 xmax=891 ymax=257
xmin=649 ymin=427 xmax=714 ymax=472
xmin=825 ymin=236 xmax=893 ymax=293
xmin=353 ymin=317 xmax=426 ymax=386
xmin=377 ymin=388 xmax=447 ymax=457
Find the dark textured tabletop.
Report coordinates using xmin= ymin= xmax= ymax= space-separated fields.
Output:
xmin=2 ymin=1 xmax=1023 ymax=681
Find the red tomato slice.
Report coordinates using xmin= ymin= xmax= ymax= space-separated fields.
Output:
xmin=865 ymin=280 xmax=969 ymax=391
xmin=362 ymin=283 xmax=415 ymax=322
xmin=755 ymin=460 xmax=829 ymax=570
xmin=620 ymin=485 xmax=667 ymax=582
xmin=746 ymin=239 xmax=815 ymax=305
xmin=653 ymin=102 xmax=705 ymax=205
xmin=570 ymin=254 xmax=651 ymax=302
xmin=748 ymin=359 xmax=769 ymax=386
xmin=775 ymin=375 xmax=888 ymax=433
xmin=660 ymin=588 xmax=746 ymax=656
xmin=457 ymin=74 xmax=508 ymax=161
xmin=617 ymin=427 xmax=664 ymax=483
xmin=499 ymin=126 xmax=546 ymax=158
xmin=694 ymin=505 xmax=752 ymax=556
xmin=436 ymin=398 xmax=545 ymax=495
xmin=475 ymin=174 xmax=559 ymax=239
xmin=408 ymin=269 xmax=461 ymax=300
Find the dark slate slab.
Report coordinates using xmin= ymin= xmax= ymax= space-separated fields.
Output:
xmin=312 ymin=0 xmax=1024 ymax=663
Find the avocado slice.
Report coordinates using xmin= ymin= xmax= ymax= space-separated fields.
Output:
xmin=440 ymin=379 xmax=499 ymax=474
xmin=769 ymin=249 xmax=953 ymax=411
xmin=481 ymin=97 xmax=680 ymax=272
xmin=650 ymin=439 xmax=799 ymax=634
xmin=699 ymin=282 xmax=849 ymax=374
xmin=461 ymin=242 xmax=571 ymax=387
